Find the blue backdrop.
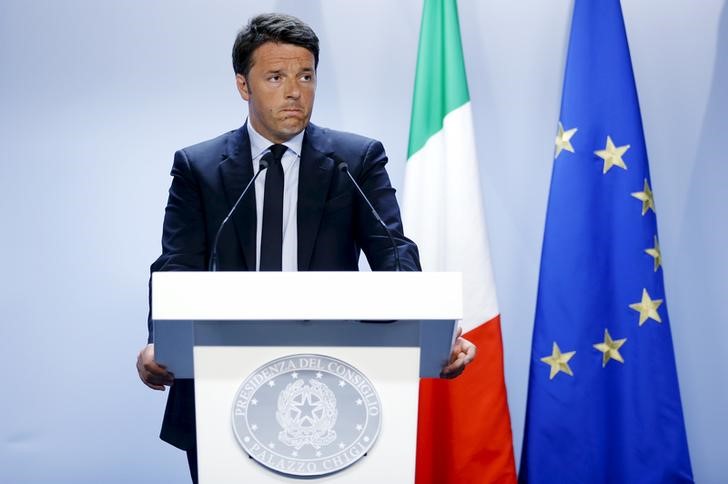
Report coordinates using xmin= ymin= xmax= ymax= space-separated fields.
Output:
xmin=0 ymin=1 xmax=725 ymax=482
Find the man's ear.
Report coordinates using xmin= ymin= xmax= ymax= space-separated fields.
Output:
xmin=236 ymin=74 xmax=250 ymax=101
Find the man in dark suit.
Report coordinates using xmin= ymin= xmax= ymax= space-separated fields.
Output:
xmin=136 ymin=13 xmax=475 ymax=483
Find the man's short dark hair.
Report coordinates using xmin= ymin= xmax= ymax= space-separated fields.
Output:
xmin=232 ymin=13 xmax=320 ymax=78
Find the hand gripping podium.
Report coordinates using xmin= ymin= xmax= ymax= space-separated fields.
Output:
xmin=153 ymin=272 xmax=462 ymax=483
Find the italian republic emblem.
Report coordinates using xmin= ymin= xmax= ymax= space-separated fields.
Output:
xmin=232 ymin=354 xmax=382 ymax=477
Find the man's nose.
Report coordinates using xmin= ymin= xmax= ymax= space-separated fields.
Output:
xmin=284 ymin=78 xmax=301 ymax=99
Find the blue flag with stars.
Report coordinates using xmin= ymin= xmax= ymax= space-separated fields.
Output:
xmin=519 ymin=1 xmax=693 ymax=482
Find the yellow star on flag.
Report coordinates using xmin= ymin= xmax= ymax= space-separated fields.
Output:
xmin=594 ymin=136 xmax=629 ymax=174
xmin=554 ymin=122 xmax=578 ymax=159
xmin=593 ymin=329 xmax=627 ymax=367
xmin=629 ymin=288 xmax=663 ymax=326
xmin=540 ymin=342 xmax=576 ymax=380
xmin=645 ymin=235 xmax=662 ymax=271
xmin=631 ymin=178 xmax=655 ymax=215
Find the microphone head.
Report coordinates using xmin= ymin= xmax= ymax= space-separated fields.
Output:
xmin=328 ymin=153 xmax=349 ymax=173
xmin=259 ymin=153 xmax=271 ymax=170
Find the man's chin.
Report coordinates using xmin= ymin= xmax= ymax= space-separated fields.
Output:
xmin=277 ymin=121 xmax=307 ymax=137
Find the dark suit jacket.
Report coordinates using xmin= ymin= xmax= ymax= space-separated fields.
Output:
xmin=148 ymin=122 xmax=420 ymax=450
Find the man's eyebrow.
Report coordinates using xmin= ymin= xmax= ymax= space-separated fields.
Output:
xmin=263 ymin=66 xmax=314 ymax=75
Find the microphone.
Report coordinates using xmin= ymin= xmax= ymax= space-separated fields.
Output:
xmin=329 ymin=153 xmax=402 ymax=271
xmin=208 ymin=154 xmax=270 ymax=271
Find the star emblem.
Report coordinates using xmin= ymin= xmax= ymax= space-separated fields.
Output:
xmin=540 ymin=342 xmax=576 ymax=379
xmin=339 ymin=442 xmax=345 ymax=449
xmin=645 ymin=235 xmax=662 ymax=271
xmin=268 ymin=379 xmax=275 ymax=387
xmin=355 ymin=399 xmax=363 ymax=406
xmin=338 ymin=380 xmax=346 ymax=387
xmin=251 ymin=398 xmax=258 ymax=406
xmin=291 ymin=372 xmax=299 ymax=379
xmin=631 ymin=179 xmax=655 ymax=215
xmin=594 ymin=136 xmax=629 ymax=174
xmin=315 ymin=372 xmax=323 ymax=379
xmin=251 ymin=424 xmax=258 ymax=431
xmin=629 ymin=288 xmax=663 ymax=326
xmin=355 ymin=424 xmax=363 ymax=431
xmin=554 ymin=121 xmax=578 ymax=159
xmin=290 ymin=391 xmax=325 ymax=427
xmin=593 ymin=329 xmax=627 ymax=367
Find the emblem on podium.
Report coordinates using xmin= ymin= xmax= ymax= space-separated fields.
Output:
xmin=232 ymin=354 xmax=382 ymax=477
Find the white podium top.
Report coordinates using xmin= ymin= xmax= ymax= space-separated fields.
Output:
xmin=152 ymin=271 xmax=462 ymax=321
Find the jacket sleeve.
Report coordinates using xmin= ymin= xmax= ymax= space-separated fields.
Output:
xmin=353 ymin=140 xmax=421 ymax=272
xmin=147 ymin=149 xmax=208 ymax=343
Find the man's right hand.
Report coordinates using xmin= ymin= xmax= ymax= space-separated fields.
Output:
xmin=136 ymin=344 xmax=175 ymax=391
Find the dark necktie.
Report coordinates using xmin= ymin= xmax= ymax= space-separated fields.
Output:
xmin=259 ymin=144 xmax=287 ymax=271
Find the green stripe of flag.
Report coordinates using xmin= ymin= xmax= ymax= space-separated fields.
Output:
xmin=407 ymin=0 xmax=470 ymax=158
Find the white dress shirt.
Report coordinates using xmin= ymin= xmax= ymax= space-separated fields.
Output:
xmin=247 ymin=121 xmax=303 ymax=271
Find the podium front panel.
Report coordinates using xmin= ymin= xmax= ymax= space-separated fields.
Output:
xmin=194 ymin=346 xmax=419 ymax=483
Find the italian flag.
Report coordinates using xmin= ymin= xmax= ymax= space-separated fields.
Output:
xmin=403 ymin=1 xmax=517 ymax=482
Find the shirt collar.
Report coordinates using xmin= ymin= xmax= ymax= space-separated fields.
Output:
xmin=247 ymin=120 xmax=304 ymax=160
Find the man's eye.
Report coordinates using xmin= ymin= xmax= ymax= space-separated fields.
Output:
xmin=301 ymin=75 xmax=312 ymax=81
xmin=269 ymin=75 xmax=281 ymax=82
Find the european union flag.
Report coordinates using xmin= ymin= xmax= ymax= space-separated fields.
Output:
xmin=520 ymin=1 xmax=693 ymax=482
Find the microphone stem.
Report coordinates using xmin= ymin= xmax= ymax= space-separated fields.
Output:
xmin=342 ymin=168 xmax=402 ymax=272
xmin=209 ymin=164 xmax=267 ymax=271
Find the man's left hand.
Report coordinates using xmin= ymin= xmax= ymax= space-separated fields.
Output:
xmin=440 ymin=327 xmax=477 ymax=379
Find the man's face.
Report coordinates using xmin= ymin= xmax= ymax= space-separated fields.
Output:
xmin=236 ymin=42 xmax=316 ymax=143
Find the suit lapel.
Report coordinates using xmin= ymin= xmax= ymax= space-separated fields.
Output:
xmin=219 ymin=125 xmax=257 ymax=270
xmin=297 ymin=125 xmax=335 ymax=271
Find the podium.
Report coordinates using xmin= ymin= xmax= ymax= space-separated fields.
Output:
xmin=152 ymin=272 xmax=462 ymax=483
